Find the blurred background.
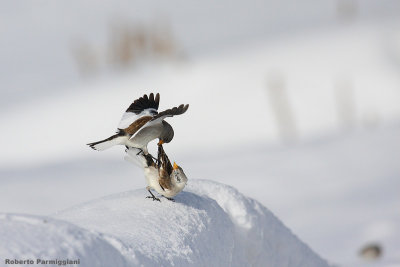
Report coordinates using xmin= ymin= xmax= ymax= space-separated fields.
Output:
xmin=1 ymin=0 xmax=400 ymax=266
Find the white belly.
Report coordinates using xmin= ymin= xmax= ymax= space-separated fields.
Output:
xmin=144 ymin=167 xmax=162 ymax=190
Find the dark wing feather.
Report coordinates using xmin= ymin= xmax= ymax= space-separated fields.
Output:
xmin=159 ymin=168 xmax=172 ymax=190
xmin=125 ymin=93 xmax=160 ymax=114
xmin=151 ymin=104 xmax=189 ymax=121
xmin=143 ymin=153 xmax=157 ymax=168
xmin=158 ymin=144 xmax=173 ymax=175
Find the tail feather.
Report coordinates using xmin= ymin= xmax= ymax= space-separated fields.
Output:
xmin=87 ymin=132 xmax=128 ymax=151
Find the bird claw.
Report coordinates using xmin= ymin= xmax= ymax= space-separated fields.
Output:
xmin=165 ymin=197 xmax=175 ymax=202
xmin=146 ymin=195 xmax=161 ymax=202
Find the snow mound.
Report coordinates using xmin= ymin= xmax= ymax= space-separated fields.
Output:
xmin=55 ymin=180 xmax=329 ymax=266
xmin=0 ymin=213 xmax=131 ymax=266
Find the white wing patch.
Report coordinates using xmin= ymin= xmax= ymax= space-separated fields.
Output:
xmin=118 ymin=113 xmax=139 ymax=129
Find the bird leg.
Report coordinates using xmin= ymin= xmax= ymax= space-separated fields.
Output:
xmin=125 ymin=146 xmax=158 ymax=163
xmin=124 ymin=146 xmax=143 ymax=155
xmin=130 ymin=147 xmax=158 ymax=162
xmin=146 ymin=188 xmax=160 ymax=202
xmin=135 ymin=148 xmax=144 ymax=155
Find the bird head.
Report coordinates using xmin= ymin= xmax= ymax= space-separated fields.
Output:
xmin=161 ymin=121 xmax=174 ymax=143
xmin=171 ymin=162 xmax=188 ymax=186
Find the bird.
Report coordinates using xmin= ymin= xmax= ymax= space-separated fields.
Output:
xmin=125 ymin=144 xmax=188 ymax=201
xmin=87 ymin=93 xmax=189 ymax=155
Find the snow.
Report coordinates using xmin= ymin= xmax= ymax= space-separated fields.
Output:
xmin=1 ymin=122 xmax=399 ymax=266
xmin=52 ymin=180 xmax=328 ymax=266
xmin=0 ymin=213 xmax=132 ymax=266
xmin=1 ymin=1 xmax=400 ymax=266
xmin=0 ymin=181 xmax=328 ymax=266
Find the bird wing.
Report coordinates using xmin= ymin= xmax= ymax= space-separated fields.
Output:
xmin=129 ymin=103 xmax=189 ymax=136
xmin=123 ymin=115 xmax=153 ymax=135
xmin=159 ymin=168 xmax=172 ymax=190
xmin=118 ymin=93 xmax=160 ymax=129
xmin=150 ymin=104 xmax=189 ymax=123
xmin=158 ymin=144 xmax=173 ymax=190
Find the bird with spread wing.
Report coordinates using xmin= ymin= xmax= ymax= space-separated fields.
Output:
xmin=87 ymin=93 xmax=189 ymax=155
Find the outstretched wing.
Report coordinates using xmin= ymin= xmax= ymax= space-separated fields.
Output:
xmin=131 ymin=103 xmax=189 ymax=137
xmin=126 ymin=93 xmax=160 ymax=114
xmin=123 ymin=115 xmax=153 ymax=135
xmin=150 ymin=104 xmax=189 ymax=123
xmin=118 ymin=93 xmax=160 ymax=129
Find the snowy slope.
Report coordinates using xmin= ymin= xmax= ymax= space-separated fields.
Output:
xmin=1 ymin=123 xmax=399 ymax=266
xmin=53 ymin=180 xmax=329 ymax=266
xmin=0 ymin=213 xmax=132 ymax=266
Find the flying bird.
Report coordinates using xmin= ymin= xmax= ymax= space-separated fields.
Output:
xmin=125 ymin=144 xmax=188 ymax=201
xmin=87 ymin=93 xmax=189 ymax=155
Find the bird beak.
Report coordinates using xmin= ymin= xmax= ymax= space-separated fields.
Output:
xmin=173 ymin=162 xmax=179 ymax=170
xmin=158 ymin=140 xmax=164 ymax=145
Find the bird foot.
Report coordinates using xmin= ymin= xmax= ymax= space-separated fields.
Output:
xmin=124 ymin=146 xmax=143 ymax=155
xmin=146 ymin=195 xmax=161 ymax=202
xmin=135 ymin=149 xmax=158 ymax=163
xmin=165 ymin=197 xmax=175 ymax=202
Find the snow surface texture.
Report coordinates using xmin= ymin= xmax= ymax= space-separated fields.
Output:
xmin=0 ymin=214 xmax=131 ymax=266
xmin=50 ymin=180 xmax=329 ymax=267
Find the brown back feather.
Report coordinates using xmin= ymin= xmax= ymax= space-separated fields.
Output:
xmin=157 ymin=144 xmax=173 ymax=190
xmin=123 ymin=116 xmax=152 ymax=135
xmin=159 ymin=168 xmax=172 ymax=190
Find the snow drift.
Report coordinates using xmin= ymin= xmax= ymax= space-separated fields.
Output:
xmin=1 ymin=180 xmax=329 ymax=266
xmin=55 ymin=180 xmax=328 ymax=266
xmin=0 ymin=213 xmax=131 ymax=266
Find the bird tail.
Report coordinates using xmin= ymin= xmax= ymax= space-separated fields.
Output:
xmin=87 ymin=130 xmax=127 ymax=151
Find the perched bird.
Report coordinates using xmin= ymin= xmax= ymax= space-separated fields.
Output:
xmin=125 ymin=144 xmax=188 ymax=201
xmin=87 ymin=93 xmax=189 ymax=155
